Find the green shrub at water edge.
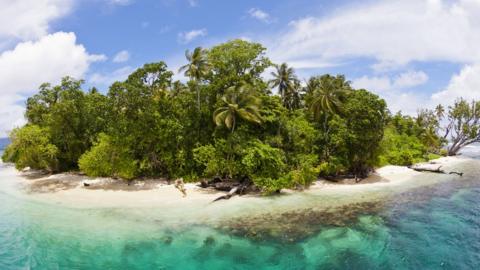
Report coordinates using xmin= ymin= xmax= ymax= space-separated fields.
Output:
xmin=1 ymin=125 xmax=58 ymax=172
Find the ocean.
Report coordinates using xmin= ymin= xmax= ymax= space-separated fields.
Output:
xmin=0 ymin=147 xmax=479 ymax=269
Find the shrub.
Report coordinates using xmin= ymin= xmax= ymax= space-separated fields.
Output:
xmin=426 ymin=153 xmax=441 ymax=161
xmin=241 ymin=140 xmax=286 ymax=187
xmin=378 ymin=127 xmax=428 ymax=166
xmin=78 ymin=134 xmax=138 ymax=180
xmin=193 ymin=139 xmax=242 ymax=178
xmin=284 ymin=154 xmax=320 ymax=188
xmin=194 ymin=139 xmax=291 ymax=193
xmin=2 ymin=125 xmax=58 ymax=172
xmin=318 ymin=157 xmax=346 ymax=176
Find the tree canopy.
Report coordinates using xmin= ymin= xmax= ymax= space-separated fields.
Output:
xmin=2 ymin=39 xmax=466 ymax=193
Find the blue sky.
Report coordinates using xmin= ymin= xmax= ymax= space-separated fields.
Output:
xmin=1 ymin=0 xmax=479 ymax=136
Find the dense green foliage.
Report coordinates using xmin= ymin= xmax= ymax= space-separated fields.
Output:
xmin=378 ymin=113 xmax=441 ymax=166
xmin=3 ymin=39 xmax=451 ymax=193
xmin=78 ymin=134 xmax=138 ymax=179
xmin=2 ymin=125 xmax=58 ymax=172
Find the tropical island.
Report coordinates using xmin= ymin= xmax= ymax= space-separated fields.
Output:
xmin=2 ymin=40 xmax=480 ymax=199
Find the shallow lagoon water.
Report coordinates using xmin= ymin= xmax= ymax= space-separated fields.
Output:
xmin=0 ymin=151 xmax=479 ymax=269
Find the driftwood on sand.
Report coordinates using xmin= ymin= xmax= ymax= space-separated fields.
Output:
xmin=212 ymin=186 xmax=240 ymax=202
xmin=199 ymin=177 xmax=253 ymax=202
xmin=174 ymin=178 xmax=187 ymax=197
xmin=408 ymin=165 xmax=463 ymax=176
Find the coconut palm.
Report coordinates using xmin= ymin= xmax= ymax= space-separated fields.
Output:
xmin=213 ymin=85 xmax=262 ymax=132
xmin=435 ymin=104 xmax=445 ymax=119
xmin=308 ymin=75 xmax=350 ymax=120
xmin=307 ymin=75 xmax=350 ymax=159
xmin=178 ymin=47 xmax=210 ymax=111
xmin=283 ymin=80 xmax=302 ymax=111
xmin=269 ymin=63 xmax=299 ymax=108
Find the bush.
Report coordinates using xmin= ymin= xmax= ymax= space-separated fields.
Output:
xmin=78 ymin=134 xmax=138 ymax=180
xmin=318 ymin=157 xmax=346 ymax=176
xmin=253 ymin=177 xmax=291 ymax=194
xmin=439 ymin=149 xmax=448 ymax=156
xmin=194 ymin=139 xmax=292 ymax=193
xmin=378 ymin=127 xmax=428 ymax=166
xmin=291 ymin=154 xmax=319 ymax=184
xmin=193 ymin=139 xmax=242 ymax=178
xmin=241 ymin=140 xmax=286 ymax=186
xmin=254 ymin=154 xmax=319 ymax=194
xmin=426 ymin=153 xmax=441 ymax=161
xmin=2 ymin=125 xmax=58 ymax=171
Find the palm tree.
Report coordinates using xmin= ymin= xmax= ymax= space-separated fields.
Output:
xmin=308 ymin=75 xmax=349 ymax=120
xmin=178 ymin=47 xmax=210 ymax=111
xmin=307 ymin=75 xmax=350 ymax=159
xmin=269 ymin=63 xmax=299 ymax=108
xmin=435 ymin=104 xmax=445 ymax=120
xmin=213 ymin=85 xmax=262 ymax=132
xmin=283 ymin=80 xmax=302 ymax=110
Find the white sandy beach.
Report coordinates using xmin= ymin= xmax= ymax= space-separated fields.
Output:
xmin=0 ymin=155 xmax=477 ymax=230
xmin=0 ymin=156 xmax=470 ymax=211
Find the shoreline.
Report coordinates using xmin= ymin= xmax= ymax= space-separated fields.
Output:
xmin=0 ymin=155 xmax=476 ymax=240
xmin=1 ymin=156 xmax=470 ymax=209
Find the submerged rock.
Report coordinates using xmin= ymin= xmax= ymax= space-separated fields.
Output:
xmin=203 ymin=236 xmax=216 ymax=246
xmin=162 ymin=236 xmax=173 ymax=245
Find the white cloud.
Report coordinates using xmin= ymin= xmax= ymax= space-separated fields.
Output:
xmin=113 ymin=50 xmax=130 ymax=63
xmin=178 ymin=28 xmax=207 ymax=44
xmin=353 ymin=76 xmax=392 ymax=93
xmin=108 ymin=0 xmax=133 ymax=6
xmin=0 ymin=32 xmax=106 ymax=136
xmin=0 ymin=95 xmax=27 ymax=137
xmin=89 ymin=66 xmax=134 ymax=87
xmin=269 ymin=0 xmax=480 ymax=70
xmin=354 ymin=66 xmax=480 ymax=114
xmin=188 ymin=0 xmax=198 ymax=7
xmin=353 ymin=71 xmax=429 ymax=93
xmin=248 ymin=8 xmax=272 ymax=23
xmin=431 ymin=64 xmax=480 ymax=103
xmin=353 ymin=71 xmax=429 ymax=114
xmin=0 ymin=0 xmax=73 ymax=42
xmin=393 ymin=70 xmax=429 ymax=88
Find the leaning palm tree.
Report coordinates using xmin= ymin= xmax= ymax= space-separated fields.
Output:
xmin=178 ymin=47 xmax=210 ymax=111
xmin=269 ymin=63 xmax=299 ymax=108
xmin=213 ymin=85 xmax=262 ymax=132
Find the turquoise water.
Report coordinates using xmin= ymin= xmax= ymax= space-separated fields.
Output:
xmin=1 ymin=154 xmax=479 ymax=269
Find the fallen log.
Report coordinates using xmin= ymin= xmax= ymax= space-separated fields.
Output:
xmin=211 ymin=179 xmax=253 ymax=202
xmin=408 ymin=165 xmax=463 ymax=176
xmin=212 ymin=186 xmax=239 ymax=202
xmin=409 ymin=165 xmax=445 ymax=174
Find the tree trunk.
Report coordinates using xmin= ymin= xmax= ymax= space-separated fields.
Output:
xmin=231 ymin=117 xmax=236 ymax=133
xmin=448 ymin=138 xmax=471 ymax=156
xmin=197 ymin=85 xmax=201 ymax=112
xmin=448 ymin=141 xmax=462 ymax=156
